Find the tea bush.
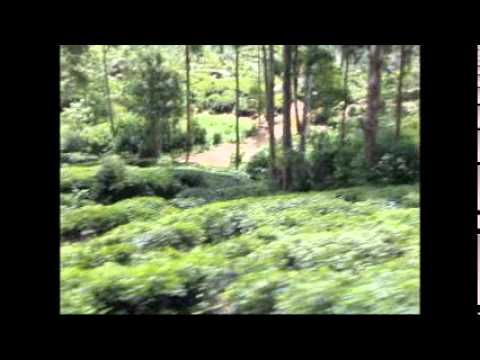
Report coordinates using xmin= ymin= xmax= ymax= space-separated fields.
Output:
xmin=203 ymin=210 xmax=257 ymax=243
xmin=93 ymin=162 xmax=183 ymax=204
xmin=223 ymin=270 xmax=284 ymax=314
xmin=133 ymin=222 xmax=205 ymax=251
xmin=61 ymin=184 xmax=419 ymax=314
xmin=62 ymin=242 xmax=137 ymax=269
xmin=61 ymin=197 xmax=169 ymax=240
xmin=76 ymin=262 xmax=198 ymax=314
xmin=61 ymin=204 xmax=129 ymax=240
xmin=61 ymin=164 xmax=99 ymax=192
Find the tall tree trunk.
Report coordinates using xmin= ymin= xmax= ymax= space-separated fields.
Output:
xmin=293 ymin=45 xmax=301 ymax=135
xmin=235 ymin=46 xmax=241 ymax=169
xmin=102 ymin=45 xmax=115 ymax=137
xmin=395 ymin=45 xmax=407 ymax=140
xmin=262 ymin=45 xmax=277 ymax=180
xmin=282 ymin=45 xmax=293 ymax=191
xmin=340 ymin=53 xmax=350 ymax=145
xmin=257 ymin=46 xmax=263 ymax=127
xmin=363 ymin=45 xmax=383 ymax=168
xmin=185 ymin=45 xmax=192 ymax=162
xmin=300 ymin=63 xmax=312 ymax=154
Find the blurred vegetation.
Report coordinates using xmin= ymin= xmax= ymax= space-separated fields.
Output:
xmin=60 ymin=45 xmax=420 ymax=315
xmin=61 ymin=184 xmax=419 ymax=314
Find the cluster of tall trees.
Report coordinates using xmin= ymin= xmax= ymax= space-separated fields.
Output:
xmin=61 ymin=45 xmax=417 ymax=191
xmin=254 ymin=45 xmax=416 ymax=190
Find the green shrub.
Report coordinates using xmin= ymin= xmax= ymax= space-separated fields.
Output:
xmin=84 ymin=262 xmax=198 ymax=315
xmin=98 ymin=243 xmax=136 ymax=265
xmin=91 ymin=161 xmax=183 ymax=204
xmin=61 ymin=205 xmax=129 ymax=240
xmin=204 ymin=210 xmax=256 ymax=243
xmin=274 ymin=270 xmax=350 ymax=314
xmin=207 ymin=95 xmax=235 ymax=114
xmin=61 ymin=196 xmax=168 ymax=240
xmin=246 ymin=149 xmax=269 ymax=180
xmin=61 ymin=165 xmax=99 ymax=192
xmin=170 ymin=120 xmax=207 ymax=152
xmin=171 ymin=222 xmax=204 ymax=247
xmin=80 ymin=123 xmax=113 ymax=155
xmin=132 ymin=221 xmax=205 ymax=251
xmin=306 ymin=132 xmax=418 ymax=188
xmin=213 ymin=133 xmax=222 ymax=145
xmin=93 ymin=155 xmax=127 ymax=203
xmin=114 ymin=113 xmax=145 ymax=155
xmin=61 ymin=184 xmax=419 ymax=314
xmin=223 ymin=270 xmax=284 ymax=314
xmin=274 ymin=260 xmax=419 ymax=314
xmin=309 ymin=132 xmax=337 ymax=187
xmin=62 ymin=243 xmax=136 ymax=269
xmin=371 ymin=136 xmax=419 ymax=184
xmin=61 ymin=189 xmax=94 ymax=209
xmin=256 ymin=226 xmax=279 ymax=242
xmin=174 ymin=169 xmax=206 ymax=188
xmin=134 ymin=168 xmax=183 ymax=199
xmin=61 ymin=127 xmax=88 ymax=153
xmin=332 ymin=138 xmax=367 ymax=186
xmin=288 ymin=150 xmax=312 ymax=192
xmin=61 ymin=99 xmax=96 ymax=126
xmin=191 ymin=121 xmax=208 ymax=146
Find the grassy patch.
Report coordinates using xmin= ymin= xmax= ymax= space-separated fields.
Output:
xmin=179 ymin=113 xmax=256 ymax=145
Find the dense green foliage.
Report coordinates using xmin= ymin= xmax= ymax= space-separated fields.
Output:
xmin=60 ymin=45 xmax=420 ymax=315
xmin=61 ymin=183 xmax=419 ymax=314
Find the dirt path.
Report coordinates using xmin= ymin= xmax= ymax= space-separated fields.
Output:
xmin=179 ymin=101 xmax=326 ymax=169
xmin=183 ymin=117 xmax=284 ymax=168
